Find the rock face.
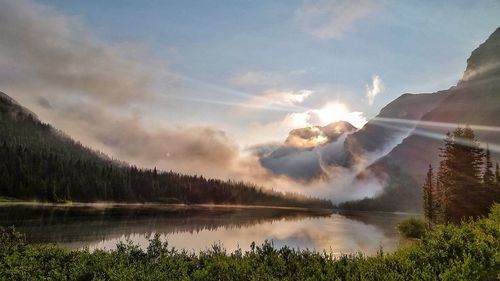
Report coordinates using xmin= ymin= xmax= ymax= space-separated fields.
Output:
xmin=343 ymin=27 xmax=500 ymax=212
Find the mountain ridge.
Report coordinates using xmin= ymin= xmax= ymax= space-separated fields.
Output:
xmin=341 ymin=26 xmax=500 ymax=212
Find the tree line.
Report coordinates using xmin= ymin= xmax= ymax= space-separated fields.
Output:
xmin=0 ymin=94 xmax=332 ymax=208
xmin=422 ymin=126 xmax=500 ymax=223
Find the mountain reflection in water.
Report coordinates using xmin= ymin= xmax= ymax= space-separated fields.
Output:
xmin=0 ymin=204 xmax=414 ymax=256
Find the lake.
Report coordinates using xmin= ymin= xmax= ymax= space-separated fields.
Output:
xmin=0 ymin=203 xmax=415 ymax=256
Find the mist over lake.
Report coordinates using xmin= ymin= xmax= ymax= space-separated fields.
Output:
xmin=0 ymin=204 xmax=412 ymax=256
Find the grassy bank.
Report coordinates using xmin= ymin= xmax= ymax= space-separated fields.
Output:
xmin=1 ymin=205 xmax=498 ymax=281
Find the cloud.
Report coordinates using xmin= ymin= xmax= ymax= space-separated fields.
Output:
xmin=0 ymin=0 xmax=273 ymax=183
xmin=253 ymin=134 xmax=386 ymax=203
xmin=251 ymin=125 xmax=405 ymax=202
xmin=242 ymin=89 xmax=312 ymax=110
xmin=280 ymin=102 xmax=368 ymax=129
xmin=365 ymin=75 xmax=384 ymax=106
xmin=294 ymin=0 xmax=377 ymax=39
xmin=50 ymin=101 xmax=241 ymax=177
xmin=36 ymin=96 xmax=52 ymax=109
xmin=261 ymin=89 xmax=312 ymax=106
xmin=0 ymin=0 xmax=169 ymax=106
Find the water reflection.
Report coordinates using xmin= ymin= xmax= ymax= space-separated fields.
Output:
xmin=0 ymin=204 xmax=413 ymax=256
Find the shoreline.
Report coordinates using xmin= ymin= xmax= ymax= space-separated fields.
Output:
xmin=0 ymin=200 xmax=335 ymax=213
xmin=0 ymin=199 xmax=422 ymax=216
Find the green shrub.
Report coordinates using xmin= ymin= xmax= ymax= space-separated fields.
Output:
xmin=397 ymin=217 xmax=428 ymax=239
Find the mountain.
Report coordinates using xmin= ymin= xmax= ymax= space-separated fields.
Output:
xmin=342 ymin=27 xmax=500 ymax=212
xmin=0 ymin=92 xmax=332 ymax=208
xmin=285 ymin=121 xmax=357 ymax=148
xmin=259 ymin=121 xmax=356 ymax=180
xmin=341 ymin=91 xmax=450 ymax=167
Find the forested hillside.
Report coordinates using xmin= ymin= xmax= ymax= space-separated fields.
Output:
xmin=0 ymin=92 xmax=332 ymax=208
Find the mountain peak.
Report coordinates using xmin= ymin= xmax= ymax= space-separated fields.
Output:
xmin=462 ymin=26 xmax=500 ymax=82
xmin=285 ymin=120 xmax=356 ymax=148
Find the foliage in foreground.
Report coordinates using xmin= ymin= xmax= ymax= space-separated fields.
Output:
xmin=1 ymin=205 xmax=499 ymax=281
xmin=397 ymin=217 xmax=428 ymax=239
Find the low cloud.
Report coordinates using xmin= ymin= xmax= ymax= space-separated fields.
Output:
xmin=49 ymin=101 xmax=251 ymax=179
xmin=36 ymin=96 xmax=52 ymax=109
xmin=250 ymin=126 xmax=410 ymax=203
xmin=253 ymin=134 xmax=387 ymax=203
xmin=366 ymin=75 xmax=384 ymax=106
xmin=294 ymin=0 xmax=377 ymax=39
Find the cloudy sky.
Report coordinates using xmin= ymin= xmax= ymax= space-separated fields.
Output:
xmin=1 ymin=0 xmax=499 ymax=195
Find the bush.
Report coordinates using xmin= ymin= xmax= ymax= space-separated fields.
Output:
xmin=397 ymin=217 xmax=428 ymax=239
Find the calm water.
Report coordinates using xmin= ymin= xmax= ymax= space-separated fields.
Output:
xmin=0 ymin=204 xmax=415 ymax=256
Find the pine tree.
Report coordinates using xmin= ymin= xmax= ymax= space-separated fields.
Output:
xmin=496 ymin=162 xmax=500 ymax=188
xmin=422 ymin=164 xmax=436 ymax=222
xmin=436 ymin=132 xmax=453 ymax=222
xmin=437 ymin=127 xmax=484 ymax=222
xmin=483 ymin=145 xmax=494 ymax=187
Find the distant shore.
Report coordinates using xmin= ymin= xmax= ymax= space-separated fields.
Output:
xmin=0 ymin=199 xmax=335 ymax=213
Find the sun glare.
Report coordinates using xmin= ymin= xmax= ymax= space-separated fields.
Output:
xmin=314 ymin=102 xmax=366 ymax=128
xmin=317 ymin=102 xmax=349 ymax=122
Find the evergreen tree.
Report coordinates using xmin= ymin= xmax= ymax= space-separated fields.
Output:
xmin=422 ymin=164 xmax=436 ymax=222
xmin=496 ymin=162 xmax=500 ymax=187
xmin=483 ymin=145 xmax=495 ymax=187
xmin=436 ymin=127 xmax=485 ymax=222
xmin=436 ymin=132 xmax=453 ymax=222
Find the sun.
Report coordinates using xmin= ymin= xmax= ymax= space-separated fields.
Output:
xmin=314 ymin=102 xmax=367 ymax=128
xmin=316 ymin=102 xmax=350 ymax=123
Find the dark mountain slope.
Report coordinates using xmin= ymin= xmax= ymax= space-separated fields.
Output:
xmin=342 ymin=27 xmax=500 ymax=212
xmin=342 ymin=90 xmax=450 ymax=166
xmin=0 ymin=92 xmax=332 ymax=208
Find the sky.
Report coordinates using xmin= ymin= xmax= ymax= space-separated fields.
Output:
xmin=1 ymin=0 xmax=499 ymax=196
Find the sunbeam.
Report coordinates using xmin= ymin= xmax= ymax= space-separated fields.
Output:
xmin=168 ymin=73 xmax=311 ymax=111
xmin=369 ymin=118 xmax=500 ymax=154
xmin=372 ymin=117 xmax=500 ymax=133
xmin=163 ymin=94 xmax=305 ymax=112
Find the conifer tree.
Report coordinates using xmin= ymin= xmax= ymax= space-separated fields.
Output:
xmin=436 ymin=132 xmax=453 ymax=222
xmin=496 ymin=162 xmax=500 ymax=188
xmin=436 ymin=127 xmax=484 ymax=222
xmin=483 ymin=145 xmax=494 ymax=187
xmin=422 ymin=164 xmax=436 ymax=222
